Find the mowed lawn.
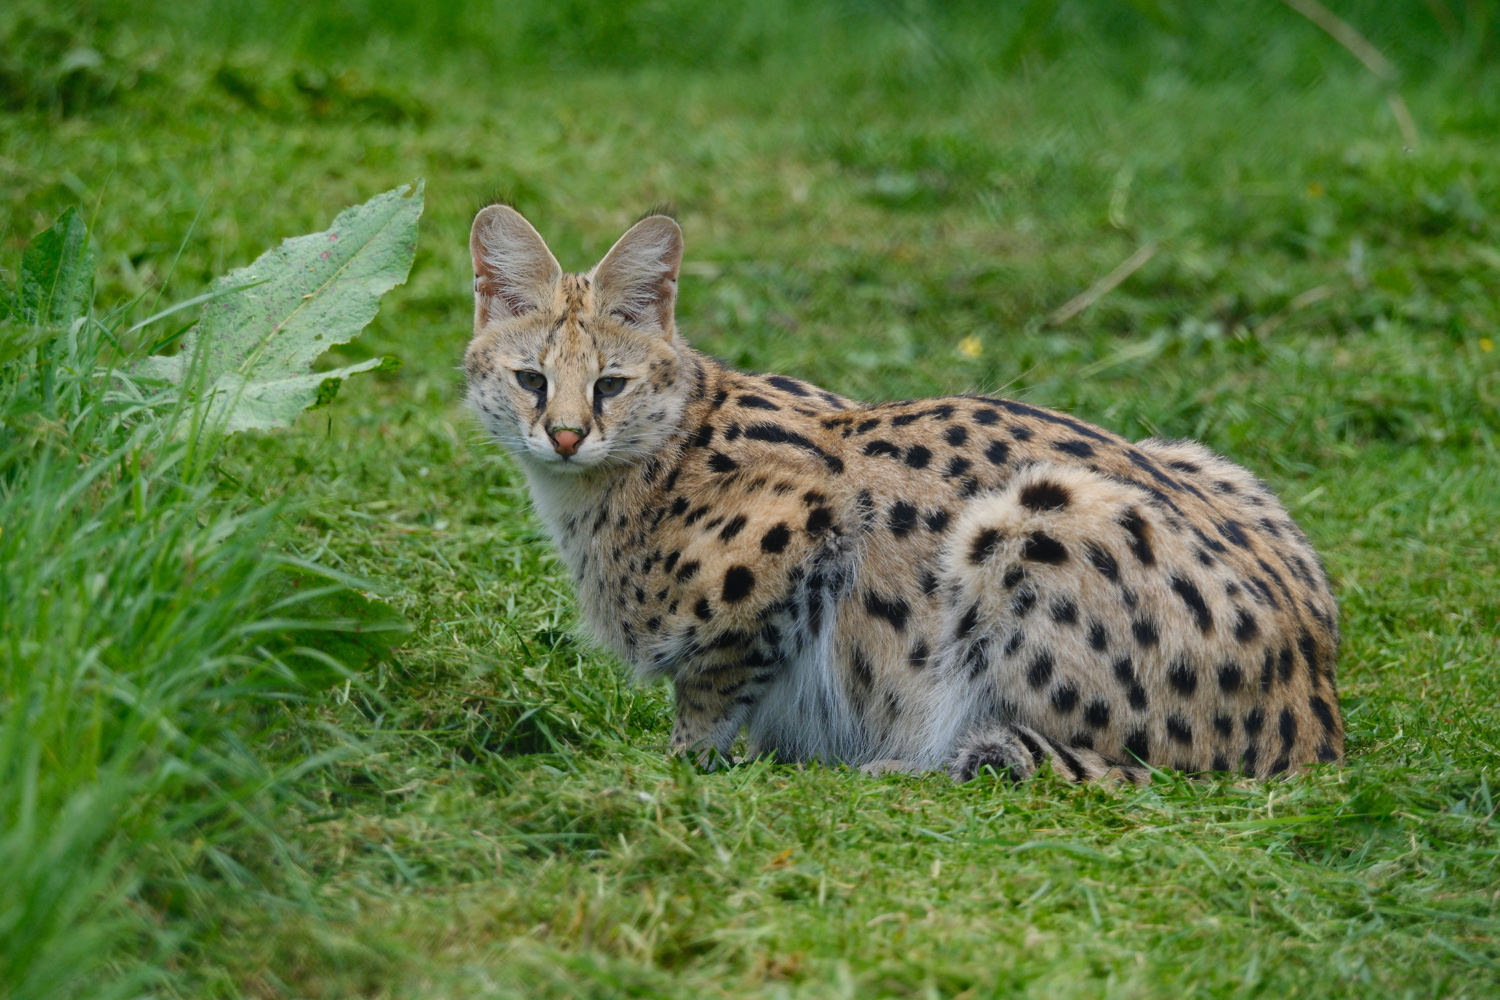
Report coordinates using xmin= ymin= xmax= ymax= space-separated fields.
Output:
xmin=3 ymin=3 xmax=1499 ymax=996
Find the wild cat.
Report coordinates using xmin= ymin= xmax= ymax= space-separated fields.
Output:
xmin=463 ymin=205 xmax=1344 ymax=783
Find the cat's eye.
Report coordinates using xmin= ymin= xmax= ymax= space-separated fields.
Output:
xmin=516 ymin=370 xmax=546 ymax=392
xmin=595 ymin=376 xmax=627 ymax=397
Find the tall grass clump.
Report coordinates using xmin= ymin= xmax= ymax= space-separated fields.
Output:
xmin=0 ymin=202 xmax=409 ymax=998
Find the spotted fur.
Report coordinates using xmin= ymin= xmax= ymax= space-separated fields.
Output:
xmin=465 ymin=205 xmax=1344 ymax=783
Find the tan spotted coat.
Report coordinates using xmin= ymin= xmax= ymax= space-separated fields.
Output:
xmin=464 ymin=205 xmax=1344 ymax=783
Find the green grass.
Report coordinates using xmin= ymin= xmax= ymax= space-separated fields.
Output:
xmin=3 ymin=1 xmax=1499 ymax=996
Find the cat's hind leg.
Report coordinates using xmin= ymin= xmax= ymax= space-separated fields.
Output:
xmin=946 ymin=721 xmax=1149 ymax=784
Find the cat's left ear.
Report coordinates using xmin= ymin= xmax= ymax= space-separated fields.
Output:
xmin=591 ymin=213 xmax=683 ymax=337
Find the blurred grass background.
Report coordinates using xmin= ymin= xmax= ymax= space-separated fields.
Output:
xmin=2 ymin=1 xmax=1499 ymax=997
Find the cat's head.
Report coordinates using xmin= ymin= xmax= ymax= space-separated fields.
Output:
xmin=464 ymin=205 xmax=691 ymax=473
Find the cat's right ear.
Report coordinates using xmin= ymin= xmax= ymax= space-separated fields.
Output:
xmin=470 ymin=205 xmax=562 ymax=324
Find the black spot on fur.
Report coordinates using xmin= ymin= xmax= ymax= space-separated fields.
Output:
xmin=1124 ymin=727 xmax=1149 ymax=762
xmin=864 ymin=440 xmax=901 ymax=458
xmin=1026 ymin=651 xmax=1055 ymax=689
xmin=1131 ymin=615 xmax=1159 ymax=648
xmin=1170 ymin=575 xmax=1214 ymax=632
xmin=1278 ymin=707 xmax=1297 ymax=751
xmin=766 ymin=375 xmax=810 ymax=396
xmin=691 ymin=424 xmax=715 ymax=448
xmin=969 ymin=528 xmax=1003 ymax=564
xmin=743 ymin=422 xmax=845 ymax=473
xmin=676 ymin=560 xmax=700 ymax=582
xmin=1278 ymin=644 xmax=1294 ymax=684
xmin=1113 ymin=656 xmax=1149 ymax=710
xmin=1084 ymin=699 xmax=1111 ymax=729
xmin=1022 ymin=532 xmax=1068 ymax=564
xmin=718 ymin=515 xmax=748 ymax=542
xmin=1168 ymin=658 xmax=1199 ymax=697
xmin=944 ymin=456 xmax=972 ymax=479
xmin=737 ymin=394 xmax=780 ymax=410
xmin=1051 ymin=684 xmax=1079 ymax=713
xmin=945 ymin=425 xmax=969 ymax=447
xmin=1087 ymin=621 xmax=1108 ymax=651
xmin=1001 ymin=566 xmax=1025 ymax=589
xmin=1049 ymin=598 xmax=1078 ymax=626
xmin=855 ymin=418 xmax=881 ymax=434
xmin=1053 ymin=439 xmax=1095 ymax=458
xmin=904 ymin=445 xmax=932 ymax=469
xmin=1310 ymin=696 xmax=1336 ymax=732
xmin=1317 ymin=741 xmax=1339 ymax=762
xmin=806 ymin=507 xmax=834 ymax=535
xmin=684 ymin=505 xmax=710 ymax=526
xmin=1119 ymin=509 xmax=1155 ymax=566
xmin=1085 ymin=543 xmax=1119 ymax=582
xmin=693 ymin=597 xmax=712 ymax=620
xmin=760 ymin=523 xmax=791 ymax=553
xmin=1213 ymin=714 xmax=1234 ymax=737
xmin=1217 ymin=662 xmax=1243 ymax=693
xmin=1011 ymin=585 xmax=1038 ymax=617
xmin=1217 ymin=518 xmax=1251 ymax=549
xmin=909 ymin=639 xmax=929 ymax=669
xmin=925 ymin=509 xmax=951 ymax=533
xmin=663 ymin=551 xmax=680 ymax=573
xmin=955 ymin=603 xmax=981 ymax=639
xmin=1242 ymin=744 xmax=1260 ymax=775
xmin=973 ymin=408 xmax=999 ymax=425
xmin=1166 ymin=716 xmax=1193 ymax=746
xmin=1243 ymin=707 xmax=1265 ymax=737
xmin=722 ymin=566 xmax=756 ymax=603
xmin=1233 ymin=609 xmax=1260 ymax=644
xmin=984 ymin=440 xmax=1009 ymax=465
xmin=889 ymin=501 xmax=919 ymax=538
xmin=707 ymin=452 xmax=738 ymax=473
xmin=1259 ymin=648 xmax=1275 ymax=692
xmin=864 ymin=591 xmax=910 ymax=632
xmin=852 ymin=647 xmax=873 ymax=689
xmin=964 ymin=640 xmax=990 ymax=679
xmin=1003 ymin=630 xmax=1025 ymax=656
xmin=919 ymin=570 xmax=939 ymax=596
xmin=1019 ymin=480 xmax=1071 ymax=512
xmin=1298 ymin=629 xmax=1320 ymax=683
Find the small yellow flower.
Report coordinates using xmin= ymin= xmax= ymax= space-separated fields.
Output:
xmin=1481 ymin=338 xmax=1494 ymax=353
xmin=958 ymin=335 xmax=983 ymax=359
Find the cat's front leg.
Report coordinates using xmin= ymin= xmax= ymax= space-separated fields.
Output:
xmin=670 ymin=661 xmax=768 ymax=770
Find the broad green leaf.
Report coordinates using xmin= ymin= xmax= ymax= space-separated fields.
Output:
xmin=18 ymin=207 xmax=95 ymax=327
xmin=137 ymin=182 xmax=422 ymax=433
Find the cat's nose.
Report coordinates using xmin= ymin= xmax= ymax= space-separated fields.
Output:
xmin=550 ymin=427 xmax=586 ymax=457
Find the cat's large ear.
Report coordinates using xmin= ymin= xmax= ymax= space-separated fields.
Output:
xmin=591 ymin=214 xmax=683 ymax=336
xmin=470 ymin=205 xmax=562 ymax=324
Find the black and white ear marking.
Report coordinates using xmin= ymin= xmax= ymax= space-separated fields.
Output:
xmin=590 ymin=214 xmax=683 ymax=336
xmin=470 ymin=205 xmax=562 ymax=323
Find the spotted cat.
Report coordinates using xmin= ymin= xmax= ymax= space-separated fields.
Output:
xmin=464 ymin=205 xmax=1344 ymax=783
